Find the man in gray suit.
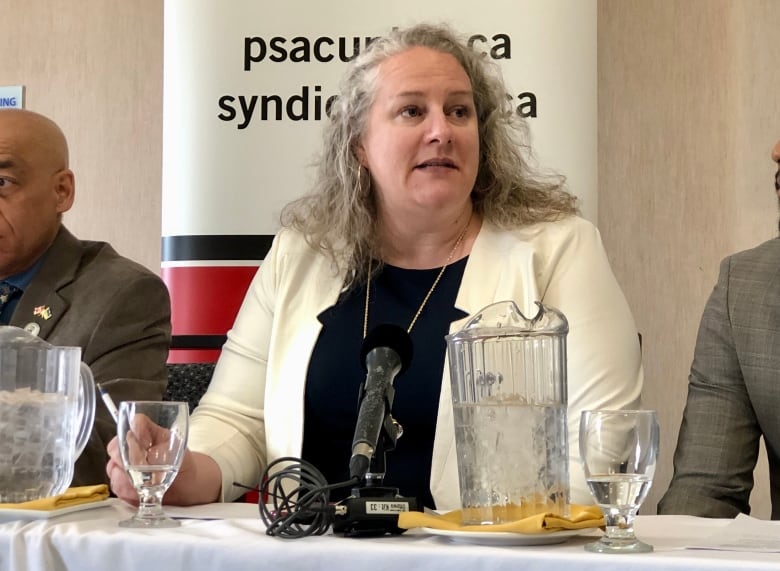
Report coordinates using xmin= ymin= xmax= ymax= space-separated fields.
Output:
xmin=0 ymin=108 xmax=171 ymax=487
xmin=659 ymin=139 xmax=780 ymax=519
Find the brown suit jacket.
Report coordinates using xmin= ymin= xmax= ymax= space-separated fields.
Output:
xmin=10 ymin=225 xmax=172 ymax=487
xmin=659 ymin=238 xmax=780 ymax=518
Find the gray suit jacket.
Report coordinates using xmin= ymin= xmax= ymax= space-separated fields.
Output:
xmin=659 ymin=238 xmax=780 ymax=519
xmin=9 ymin=225 xmax=172 ymax=487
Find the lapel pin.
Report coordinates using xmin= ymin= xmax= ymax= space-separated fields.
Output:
xmin=24 ymin=322 xmax=41 ymax=336
xmin=33 ymin=305 xmax=53 ymax=320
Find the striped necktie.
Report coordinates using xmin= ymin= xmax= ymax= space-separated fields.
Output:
xmin=0 ymin=281 xmax=20 ymax=324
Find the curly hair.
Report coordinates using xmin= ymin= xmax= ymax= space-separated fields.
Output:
xmin=281 ymin=22 xmax=578 ymax=286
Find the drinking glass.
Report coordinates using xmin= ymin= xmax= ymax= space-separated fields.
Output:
xmin=579 ymin=409 xmax=659 ymax=554
xmin=117 ymin=401 xmax=189 ymax=528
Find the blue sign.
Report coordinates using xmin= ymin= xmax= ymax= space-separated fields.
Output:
xmin=0 ymin=86 xmax=24 ymax=109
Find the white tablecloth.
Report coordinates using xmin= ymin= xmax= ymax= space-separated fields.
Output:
xmin=1 ymin=501 xmax=778 ymax=571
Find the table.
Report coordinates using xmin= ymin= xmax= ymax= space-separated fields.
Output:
xmin=1 ymin=501 xmax=778 ymax=571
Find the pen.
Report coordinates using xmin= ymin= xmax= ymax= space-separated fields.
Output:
xmin=97 ymin=383 xmax=119 ymax=424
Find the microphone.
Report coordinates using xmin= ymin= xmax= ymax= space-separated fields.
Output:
xmin=259 ymin=327 xmax=415 ymax=538
xmin=349 ymin=324 xmax=413 ymax=480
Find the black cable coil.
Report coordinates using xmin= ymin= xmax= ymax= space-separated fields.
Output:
xmin=258 ymin=456 xmax=358 ymax=539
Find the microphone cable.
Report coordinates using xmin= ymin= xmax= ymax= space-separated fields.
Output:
xmin=257 ymin=456 xmax=359 ymax=539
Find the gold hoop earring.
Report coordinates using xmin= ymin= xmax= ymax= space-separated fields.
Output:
xmin=357 ymin=166 xmax=369 ymax=196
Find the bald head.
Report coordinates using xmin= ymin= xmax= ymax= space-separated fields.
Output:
xmin=0 ymin=109 xmax=75 ymax=278
xmin=0 ymin=109 xmax=69 ymax=172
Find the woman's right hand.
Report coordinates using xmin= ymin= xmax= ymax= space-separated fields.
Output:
xmin=106 ymin=436 xmax=223 ymax=506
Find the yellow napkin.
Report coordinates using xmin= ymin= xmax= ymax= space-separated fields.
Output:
xmin=0 ymin=484 xmax=109 ymax=511
xmin=398 ymin=504 xmax=604 ymax=534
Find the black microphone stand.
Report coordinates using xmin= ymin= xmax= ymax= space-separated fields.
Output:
xmin=332 ymin=399 xmax=419 ymax=537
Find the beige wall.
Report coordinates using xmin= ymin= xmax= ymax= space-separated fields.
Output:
xmin=599 ymin=0 xmax=780 ymax=517
xmin=3 ymin=1 xmax=778 ymax=516
xmin=0 ymin=0 xmax=163 ymax=273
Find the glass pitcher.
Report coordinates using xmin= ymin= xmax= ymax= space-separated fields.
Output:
xmin=446 ymin=300 xmax=569 ymax=525
xmin=0 ymin=326 xmax=95 ymax=503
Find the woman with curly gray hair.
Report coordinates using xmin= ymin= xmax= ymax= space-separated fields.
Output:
xmin=108 ymin=23 xmax=642 ymax=512
xmin=282 ymin=23 xmax=577 ymax=287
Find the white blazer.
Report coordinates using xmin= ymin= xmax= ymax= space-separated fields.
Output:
xmin=189 ymin=215 xmax=643 ymax=508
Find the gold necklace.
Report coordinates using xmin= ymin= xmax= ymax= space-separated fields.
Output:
xmin=363 ymin=215 xmax=472 ymax=338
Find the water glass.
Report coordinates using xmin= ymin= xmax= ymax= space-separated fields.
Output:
xmin=579 ymin=409 xmax=659 ymax=554
xmin=117 ymin=401 xmax=189 ymax=528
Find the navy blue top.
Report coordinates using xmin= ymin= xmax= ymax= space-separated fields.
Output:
xmin=302 ymin=257 xmax=468 ymax=509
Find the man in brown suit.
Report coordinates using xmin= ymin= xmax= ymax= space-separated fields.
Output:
xmin=0 ymin=108 xmax=171 ymax=487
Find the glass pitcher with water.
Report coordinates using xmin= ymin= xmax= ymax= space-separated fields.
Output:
xmin=446 ymin=300 xmax=569 ymax=525
xmin=0 ymin=326 xmax=95 ymax=502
